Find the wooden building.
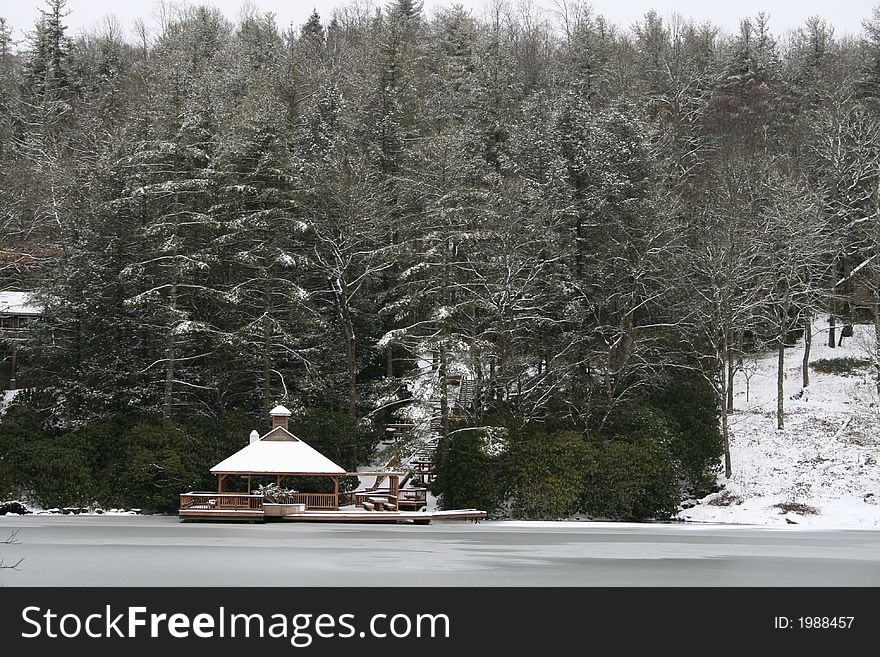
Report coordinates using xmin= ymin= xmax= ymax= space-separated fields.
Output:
xmin=210 ymin=405 xmax=347 ymax=510
xmin=0 ymin=291 xmax=40 ymax=391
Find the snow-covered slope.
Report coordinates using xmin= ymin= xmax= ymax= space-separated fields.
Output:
xmin=680 ymin=319 xmax=880 ymax=527
xmin=0 ymin=389 xmax=20 ymax=416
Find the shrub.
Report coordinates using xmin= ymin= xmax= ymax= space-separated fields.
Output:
xmin=810 ymin=358 xmax=871 ymax=375
xmin=510 ymin=431 xmax=592 ymax=520
xmin=582 ymin=439 xmax=681 ymax=521
xmin=773 ymin=502 xmax=818 ymax=515
xmin=602 ymin=403 xmax=675 ymax=446
xmin=649 ymin=375 xmax=723 ymax=495
xmin=0 ymin=403 xmax=97 ymax=508
xmin=707 ymin=490 xmax=743 ymax=506
xmin=113 ymin=418 xmax=203 ymax=512
xmin=432 ymin=430 xmax=510 ymax=514
xmin=13 ymin=441 xmax=95 ymax=508
xmin=0 ymin=404 xmax=46 ymax=499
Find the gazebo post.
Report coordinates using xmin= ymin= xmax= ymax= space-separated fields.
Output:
xmin=217 ymin=474 xmax=226 ymax=493
xmin=247 ymin=475 xmax=252 ymax=494
xmin=332 ymin=476 xmax=339 ymax=510
xmin=276 ymin=475 xmax=283 ymax=487
xmin=390 ymin=474 xmax=399 ymax=511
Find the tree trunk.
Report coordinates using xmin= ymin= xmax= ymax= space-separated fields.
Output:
xmin=342 ymin=314 xmax=357 ymax=417
xmin=840 ymin=255 xmax=853 ymax=343
xmin=777 ymin=334 xmax=785 ymax=431
xmin=333 ymin=278 xmax=357 ymax=418
xmin=737 ymin=331 xmax=744 ymax=368
xmin=802 ymin=309 xmax=811 ymax=390
xmin=828 ymin=306 xmax=836 ymax=349
xmin=726 ymin=348 xmax=735 ymax=412
xmin=262 ymin=329 xmax=271 ymax=411
xmin=438 ymin=345 xmax=449 ymax=459
xmin=474 ymin=348 xmax=483 ymax=413
xmin=470 ymin=345 xmax=482 ymax=414
xmin=721 ymin=406 xmax=732 ymax=478
xmin=163 ymin=281 xmax=177 ymax=419
xmin=262 ymin=278 xmax=272 ymax=411
xmin=875 ymin=303 xmax=880 ymax=396
xmin=488 ymin=356 xmax=495 ymax=406
xmin=720 ymin=336 xmax=732 ymax=479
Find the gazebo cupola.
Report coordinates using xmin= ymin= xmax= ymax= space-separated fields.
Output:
xmin=269 ymin=404 xmax=292 ymax=430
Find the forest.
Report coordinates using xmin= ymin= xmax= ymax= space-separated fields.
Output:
xmin=2 ymin=0 xmax=880 ymax=519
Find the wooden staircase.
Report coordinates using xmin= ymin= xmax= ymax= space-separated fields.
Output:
xmin=456 ymin=376 xmax=476 ymax=410
xmin=380 ymin=375 xmax=476 ymax=488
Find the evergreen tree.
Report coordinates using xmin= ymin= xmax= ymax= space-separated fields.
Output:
xmin=301 ymin=9 xmax=325 ymax=43
xmin=22 ymin=0 xmax=71 ymax=100
xmin=210 ymin=89 xmax=313 ymax=414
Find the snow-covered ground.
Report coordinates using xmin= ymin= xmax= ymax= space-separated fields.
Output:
xmin=0 ymin=389 xmax=20 ymax=415
xmin=680 ymin=319 xmax=880 ymax=527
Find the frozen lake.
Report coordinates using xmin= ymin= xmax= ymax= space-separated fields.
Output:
xmin=1 ymin=515 xmax=879 ymax=586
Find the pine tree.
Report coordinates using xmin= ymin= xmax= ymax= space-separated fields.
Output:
xmin=210 ymin=89 xmax=313 ymax=414
xmin=860 ymin=6 xmax=880 ymax=102
xmin=31 ymin=141 xmax=151 ymax=419
xmin=0 ymin=17 xmax=16 ymax=159
xmin=21 ymin=0 xmax=71 ymax=100
xmin=301 ymin=10 xmax=324 ymax=43
xmin=116 ymin=8 xmax=232 ymax=418
xmin=299 ymin=84 xmax=390 ymax=420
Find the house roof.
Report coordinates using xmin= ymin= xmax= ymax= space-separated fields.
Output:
xmin=0 ymin=291 xmax=41 ymax=316
xmin=210 ymin=426 xmax=346 ymax=476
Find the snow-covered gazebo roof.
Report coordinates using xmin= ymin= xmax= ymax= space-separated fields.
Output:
xmin=210 ymin=407 xmax=345 ymax=477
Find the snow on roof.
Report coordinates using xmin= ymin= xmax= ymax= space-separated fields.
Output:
xmin=0 ymin=291 xmax=41 ymax=316
xmin=210 ymin=426 xmax=346 ymax=476
xmin=269 ymin=404 xmax=291 ymax=417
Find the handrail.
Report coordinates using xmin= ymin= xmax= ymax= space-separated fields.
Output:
xmin=179 ymin=492 xmax=263 ymax=512
xmin=181 ymin=492 xmax=263 ymax=499
xmin=180 ymin=491 xmax=338 ymax=512
xmin=285 ymin=493 xmax=337 ymax=510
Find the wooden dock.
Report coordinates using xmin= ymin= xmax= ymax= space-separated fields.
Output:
xmin=277 ymin=509 xmax=487 ymax=524
xmin=179 ymin=508 xmax=264 ymax=521
xmin=179 ymin=505 xmax=487 ymax=524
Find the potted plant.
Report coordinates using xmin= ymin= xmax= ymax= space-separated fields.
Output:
xmin=257 ymin=484 xmax=306 ymax=516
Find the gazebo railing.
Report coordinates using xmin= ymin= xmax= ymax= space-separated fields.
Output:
xmin=279 ymin=492 xmax=337 ymax=510
xmin=180 ymin=492 xmax=339 ymax=512
xmin=180 ymin=492 xmax=264 ymax=512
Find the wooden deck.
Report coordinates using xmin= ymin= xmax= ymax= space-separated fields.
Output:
xmin=179 ymin=491 xmax=485 ymax=524
xmin=277 ymin=509 xmax=487 ymax=524
xmin=179 ymin=508 xmax=264 ymax=520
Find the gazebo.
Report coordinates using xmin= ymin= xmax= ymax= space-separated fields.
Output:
xmin=209 ymin=405 xmax=346 ymax=510
xmin=179 ymin=405 xmax=488 ymax=523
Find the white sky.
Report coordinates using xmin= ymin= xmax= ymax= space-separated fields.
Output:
xmin=1 ymin=1 xmax=876 ymax=42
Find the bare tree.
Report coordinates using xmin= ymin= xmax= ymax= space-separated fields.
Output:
xmin=759 ymin=167 xmax=829 ymax=430
xmin=683 ymin=155 xmax=769 ymax=478
xmin=1 ymin=530 xmax=23 ymax=571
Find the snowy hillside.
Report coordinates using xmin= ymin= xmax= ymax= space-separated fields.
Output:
xmin=0 ymin=389 xmax=19 ymax=416
xmin=680 ymin=319 xmax=880 ymax=527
